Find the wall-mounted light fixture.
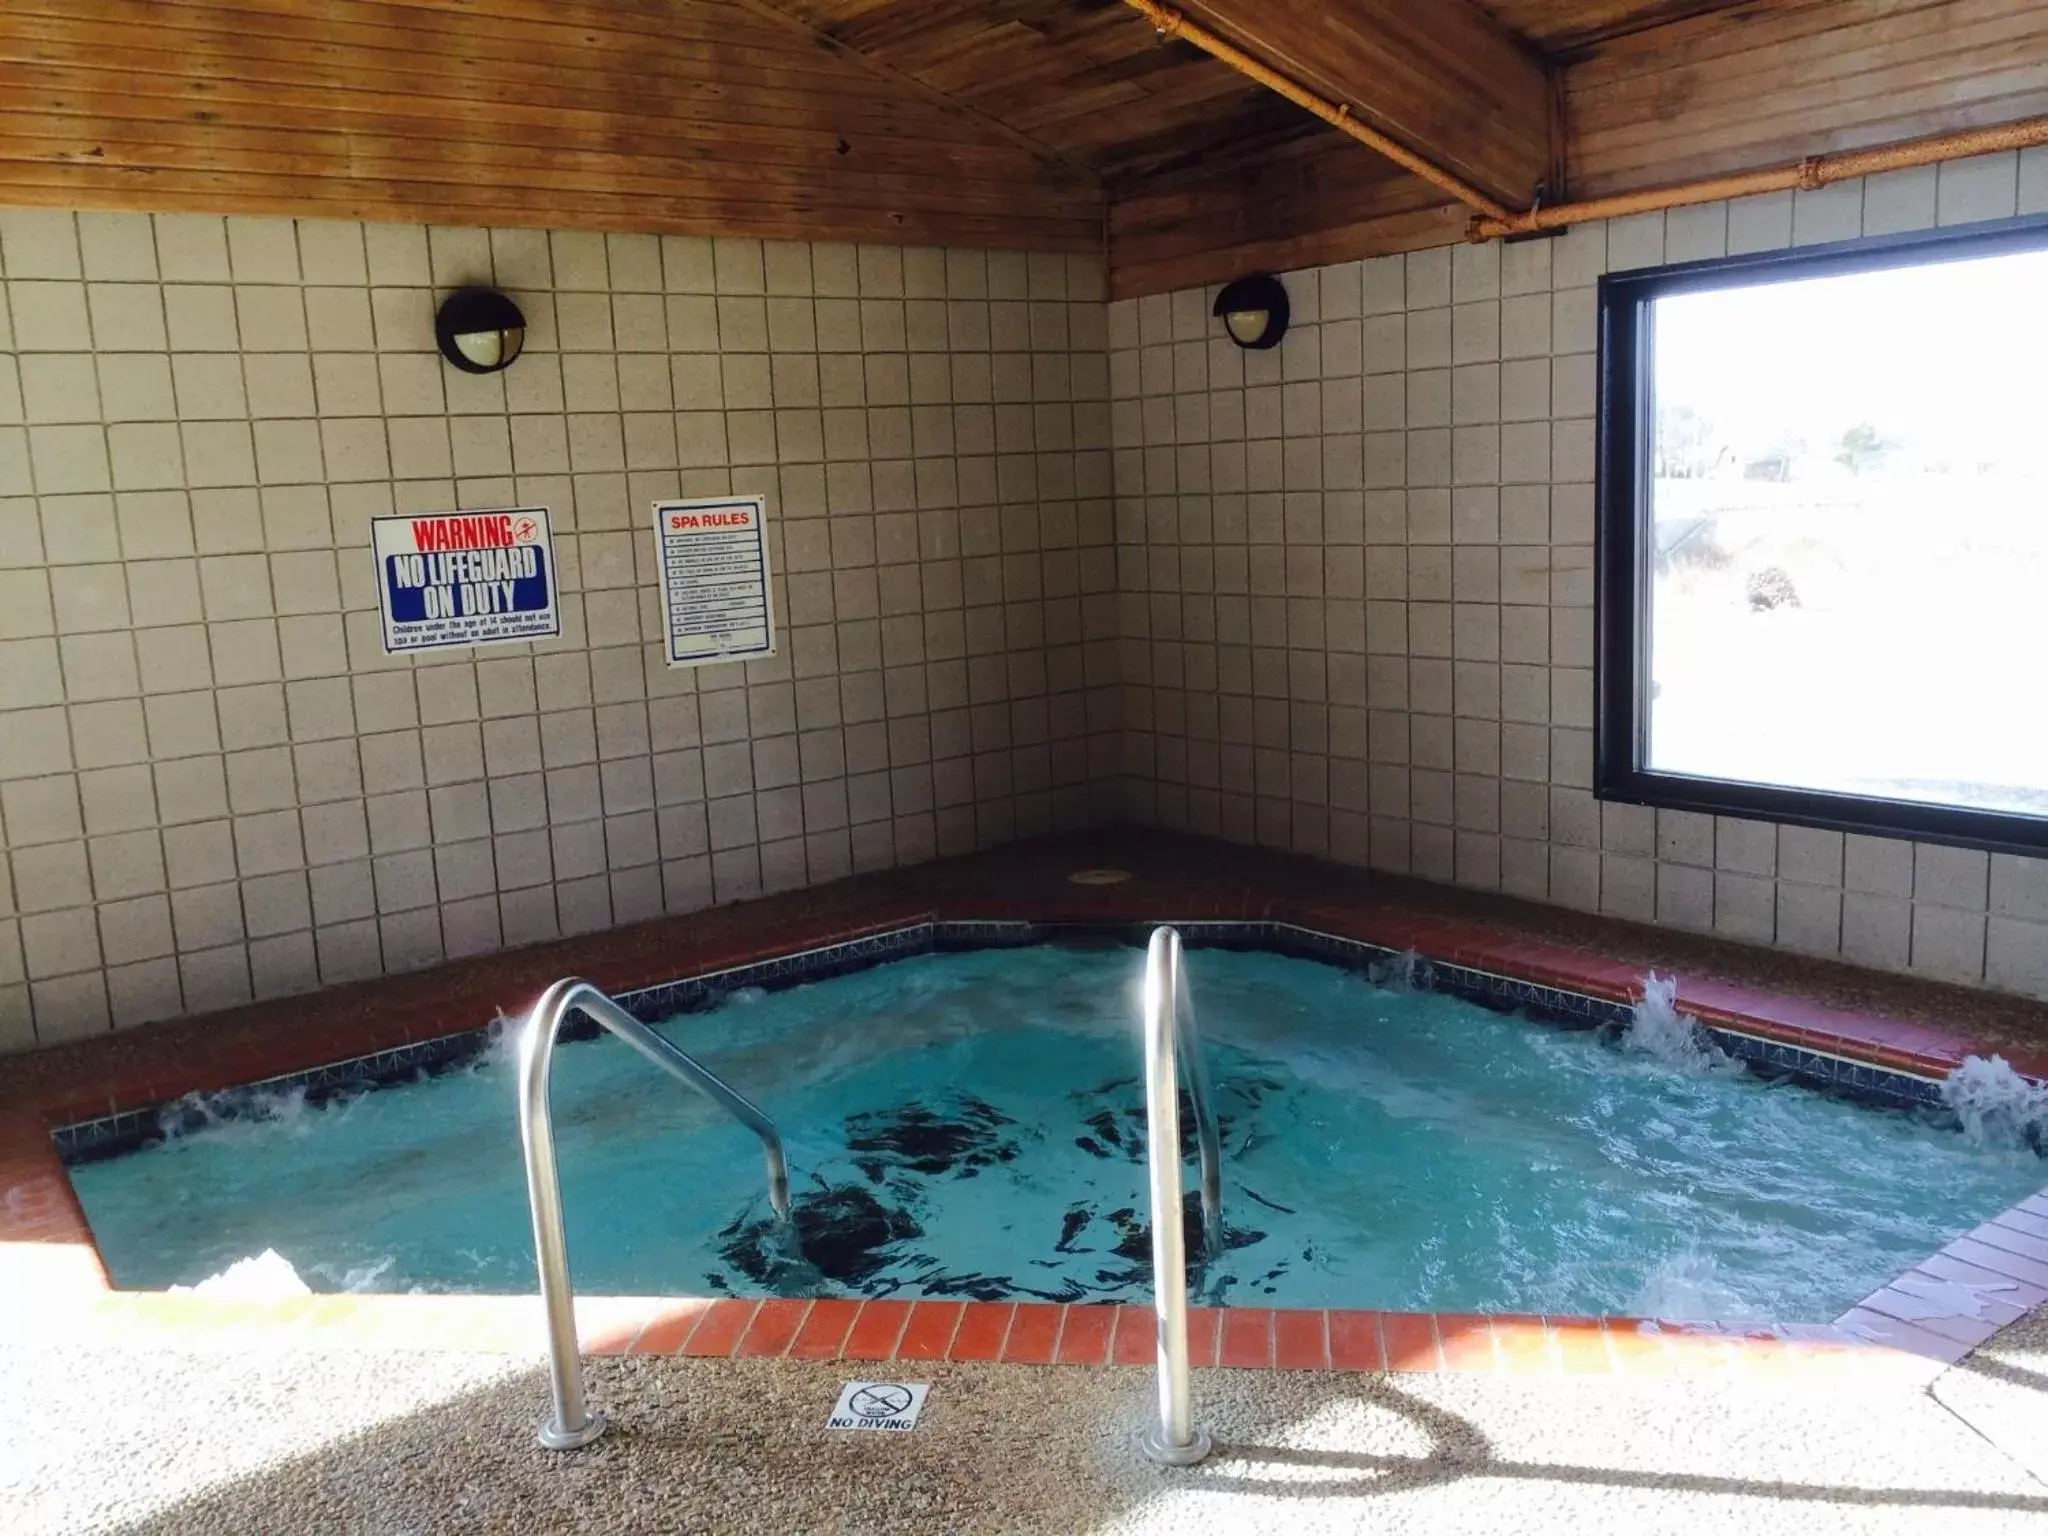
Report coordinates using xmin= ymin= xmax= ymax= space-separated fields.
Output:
xmin=1212 ymin=273 xmax=1290 ymax=350
xmin=435 ymin=287 xmax=526 ymax=373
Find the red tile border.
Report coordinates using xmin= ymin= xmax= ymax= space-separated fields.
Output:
xmin=1985 ymin=1205 xmax=2048 ymax=1244
xmin=1490 ymin=1314 xmax=1558 ymax=1374
xmin=628 ymin=1299 xmax=715 ymax=1356
xmin=1952 ymin=1236 xmax=2048 ymax=1288
xmin=1218 ymin=1306 xmax=1274 ymax=1369
xmin=678 ymin=1298 xmax=757 ymax=1358
xmin=1273 ymin=1307 xmax=1328 ymax=1371
xmin=1553 ymin=1317 xmax=1614 ymax=1375
xmin=3 ymin=828 xmax=2040 ymax=1386
xmin=1915 ymin=1253 xmax=2048 ymax=1314
xmin=1435 ymin=1313 xmax=1498 ymax=1373
xmin=788 ymin=1298 xmax=861 ymax=1360
xmin=1832 ymin=1307 xmax=1972 ymax=1365
xmin=999 ymin=1302 xmax=1062 ymax=1365
xmin=840 ymin=1299 xmax=912 ymax=1361
xmin=948 ymin=1301 xmax=1014 ymax=1361
xmin=894 ymin=1300 xmax=965 ymax=1361
xmin=1328 ymin=1309 xmax=1386 ymax=1372
xmin=1382 ymin=1311 xmax=1442 ymax=1371
xmin=736 ymin=1297 xmax=811 ymax=1358
xmin=1110 ymin=1304 xmax=1154 ymax=1366
xmin=8 ymin=1291 xmax=1961 ymax=1386
xmin=1054 ymin=1303 xmax=1115 ymax=1365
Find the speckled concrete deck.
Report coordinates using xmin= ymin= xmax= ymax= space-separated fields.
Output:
xmin=9 ymin=1306 xmax=2048 ymax=1535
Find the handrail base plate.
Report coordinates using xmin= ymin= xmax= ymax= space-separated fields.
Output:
xmin=1138 ymin=1424 xmax=1213 ymax=1467
xmin=538 ymin=1410 xmax=608 ymax=1451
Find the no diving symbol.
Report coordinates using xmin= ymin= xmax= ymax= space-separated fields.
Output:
xmin=828 ymin=1379 xmax=930 ymax=1432
xmin=849 ymin=1384 xmax=912 ymax=1418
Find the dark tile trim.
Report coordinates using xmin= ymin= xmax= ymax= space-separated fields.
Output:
xmin=1221 ymin=920 xmax=1946 ymax=1111
xmin=56 ymin=923 xmax=947 ymax=1163
xmin=53 ymin=915 xmax=1950 ymax=1163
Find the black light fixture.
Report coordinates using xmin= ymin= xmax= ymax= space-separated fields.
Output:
xmin=435 ymin=287 xmax=526 ymax=373
xmin=1212 ymin=273 xmax=1290 ymax=350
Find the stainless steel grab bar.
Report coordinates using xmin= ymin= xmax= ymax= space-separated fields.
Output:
xmin=1138 ymin=926 xmax=1213 ymax=1465
xmin=517 ymin=976 xmax=790 ymax=1450
xmin=1175 ymin=960 xmax=1224 ymax=1266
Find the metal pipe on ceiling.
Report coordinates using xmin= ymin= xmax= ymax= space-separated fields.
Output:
xmin=1469 ymin=116 xmax=2048 ymax=240
xmin=1122 ymin=0 xmax=2048 ymax=248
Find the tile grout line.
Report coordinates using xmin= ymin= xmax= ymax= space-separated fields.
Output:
xmin=990 ymin=1300 xmax=1020 ymax=1364
xmin=782 ymin=1298 xmax=817 ymax=1357
xmin=873 ymin=1299 xmax=913 ymax=1362
xmin=671 ymin=1298 xmax=717 ymax=1356
xmin=1047 ymin=1303 xmax=1069 ymax=1366
xmin=938 ymin=1300 xmax=970 ymax=1361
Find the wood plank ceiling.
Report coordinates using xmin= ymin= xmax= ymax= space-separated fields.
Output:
xmin=0 ymin=0 xmax=1107 ymax=250
xmin=765 ymin=0 xmax=1326 ymax=185
xmin=1471 ymin=0 xmax=1756 ymax=54
xmin=1110 ymin=0 xmax=2048 ymax=295
xmin=0 ymin=1 xmax=2043 ymax=295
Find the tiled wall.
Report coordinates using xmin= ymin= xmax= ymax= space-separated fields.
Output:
xmin=1111 ymin=149 xmax=2048 ymax=1003
xmin=10 ymin=153 xmax=2048 ymax=1057
xmin=0 ymin=211 xmax=1118 ymax=1050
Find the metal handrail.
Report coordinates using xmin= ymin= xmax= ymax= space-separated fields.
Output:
xmin=517 ymin=976 xmax=790 ymax=1450
xmin=1175 ymin=964 xmax=1224 ymax=1266
xmin=1138 ymin=926 xmax=1213 ymax=1466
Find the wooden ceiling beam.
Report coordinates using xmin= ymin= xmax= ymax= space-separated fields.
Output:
xmin=1145 ymin=0 xmax=1553 ymax=212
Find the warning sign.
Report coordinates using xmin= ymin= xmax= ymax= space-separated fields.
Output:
xmin=653 ymin=495 xmax=775 ymax=668
xmin=373 ymin=507 xmax=559 ymax=654
xmin=827 ymin=1381 xmax=929 ymax=1432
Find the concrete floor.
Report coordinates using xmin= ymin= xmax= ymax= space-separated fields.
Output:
xmin=9 ymin=1309 xmax=2048 ymax=1535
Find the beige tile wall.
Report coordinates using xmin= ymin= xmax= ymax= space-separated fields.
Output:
xmin=0 ymin=211 xmax=1120 ymax=1050
xmin=10 ymin=153 xmax=2043 ymax=1055
xmin=1112 ymin=148 xmax=2048 ymax=1003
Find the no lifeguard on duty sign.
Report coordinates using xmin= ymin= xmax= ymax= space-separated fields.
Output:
xmin=372 ymin=507 xmax=560 ymax=654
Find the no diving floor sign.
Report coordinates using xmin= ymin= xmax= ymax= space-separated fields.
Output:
xmin=828 ymin=1381 xmax=929 ymax=1432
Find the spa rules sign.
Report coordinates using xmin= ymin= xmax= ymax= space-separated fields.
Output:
xmin=653 ymin=494 xmax=776 ymax=667
xmin=372 ymin=507 xmax=560 ymax=653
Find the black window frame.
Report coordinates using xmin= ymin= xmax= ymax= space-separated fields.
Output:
xmin=1595 ymin=210 xmax=2048 ymax=859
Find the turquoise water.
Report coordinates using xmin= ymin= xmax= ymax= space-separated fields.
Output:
xmin=69 ymin=943 xmax=2046 ymax=1320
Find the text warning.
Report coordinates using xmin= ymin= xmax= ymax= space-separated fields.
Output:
xmin=373 ymin=507 xmax=560 ymax=654
xmin=826 ymin=1381 xmax=929 ymax=1432
xmin=653 ymin=494 xmax=775 ymax=667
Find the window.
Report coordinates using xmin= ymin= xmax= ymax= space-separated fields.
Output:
xmin=1597 ymin=214 xmax=2048 ymax=856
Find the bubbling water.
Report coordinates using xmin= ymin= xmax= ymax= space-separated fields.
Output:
xmin=170 ymin=1248 xmax=311 ymax=1299
xmin=1626 ymin=1246 xmax=1749 ymax=1322
xmin=1371 ymin=949 xmax=1428 ymax=992
xmin=177 ymin=1249 xmax=408 ymax=1297
xmin=318 ymin=1253 xmax=400 ymax=1293
xmin=156 ymin=1083 xmax=322 ymax=1145
xmin=1940 ymin=1054 xmax=2048 ymax=1154
xmin=71 ymin=945 xmax=2048 ymax=1318
xmin=1622 ymin=973 xmax=1738 ymax=1073
xmin=463 ymin=1010 xmax=523 ymax=1075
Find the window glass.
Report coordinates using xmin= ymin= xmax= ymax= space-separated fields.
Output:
xmin=1643 ymin=248 xmax=2048 ymax=821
